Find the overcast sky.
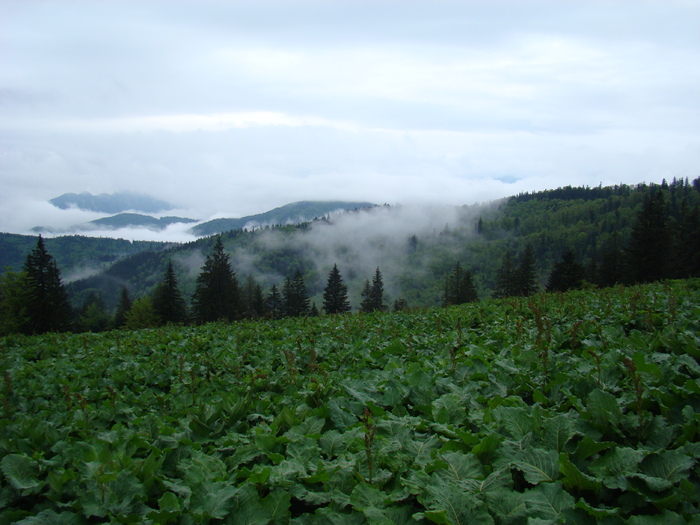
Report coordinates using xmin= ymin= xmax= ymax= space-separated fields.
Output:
xmin=1 ymin=0 xmax=699 ymax=239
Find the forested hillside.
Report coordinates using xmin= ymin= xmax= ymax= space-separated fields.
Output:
xmin=2 ymin=178 xmax=699 ymax=334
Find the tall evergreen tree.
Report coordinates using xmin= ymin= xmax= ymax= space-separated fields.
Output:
xmin=624 ymin=190 xmax=671 ymax=283
xmin=113 ymin=286 xmax=132 ymax=328
xmin=493 ymin=250 xmax=517 ymax=299
xmin=192 ymin=237 xmax=240 ymax=323
xmin=283 ymin=271 xmax=310 ymax=317
xmin=241 ymin=275 xmax=266 ymax=319
xmin=546 ymin=248 xmax=585 ymax=292
xmin=360 ymin=267 xmax=385 ymax=313
xmin=21 ymin=236 xmax=72 ymax=334
xmin=266 ymin=284 xmax=283 ymax=320
xmin=0 ymin=270 xmax=27 ymax=335
xmin=672 ymin=200 xmax=700 ymax=278
xmin=516 ymin=244 xmax=539 ymax=297
xmin=323 ymin=264 xmax=351 ymax=314
xmin=443 ymin=262 xmax=478 ymax=306
xmin=152 ymin=261 xmax=188 ymax=324
xmin=597 ymin=232 xmax=624 ymax=287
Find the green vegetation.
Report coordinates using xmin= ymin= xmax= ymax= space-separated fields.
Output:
xmin=1 ymin=279 xmax=699 ymax=522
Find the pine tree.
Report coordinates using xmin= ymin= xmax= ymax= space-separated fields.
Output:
xmin=597 ymin=232 xmax=624 ymax=287
xmin=360 ymin=268 xmax=385 ymax=313
xmin=516 ymin=244 xmax=539 ymax=297
xmin=124 ymin=297 xmax=161 ymax=330
xmin=152 ymin=261 xmax=188 ymax=324
xmin=266 ymin=284 xmax=283 ymax=320
xmin=624 ymin=190 xmax=671 ymax=283
xmin=241 ymin=275 xmax=266 ymax=319
xmin=546 ymin=248 xmax=585 ymax=292
xmin=493 ymin=250 xmax=517 ymax=299
xmin=21 ymin=236 xmax=72 ymax=334
xmin=283 ymin=271 xmax=310 ymax=317
xmin=114 ymin=286 xmax=132 ymax=328
xmin=323 ymin=264 xmax=350 ymax=314
xmin=443 ymin=262 xmax=478 ymax=306
xmin=192 ymin=237 xmax=240 ymax=323
xmin=0 ymin=270 xmax=27 ymax=335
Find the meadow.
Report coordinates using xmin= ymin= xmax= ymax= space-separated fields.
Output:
xmin=1 ymin=280 xmax=699 ymax=523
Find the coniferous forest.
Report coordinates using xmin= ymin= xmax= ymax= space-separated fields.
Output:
xmin=1 ymin=178 xmax=699 ymax=335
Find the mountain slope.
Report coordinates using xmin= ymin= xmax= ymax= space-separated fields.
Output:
xmin=86 ymin=213 xmax=197 ymax=231
xmin=49 ymin=192 xmax=173 ymax=214
xmin=190 ymin=201 xmax=375 ymax=236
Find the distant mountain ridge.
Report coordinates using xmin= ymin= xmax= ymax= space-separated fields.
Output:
xmin=87 ymin=213 xmax=197 ymax=231
xmin=50 ymin=192 xmax=173 ymax=214
xmin=190 ymin=200 xmax=375 ymax=236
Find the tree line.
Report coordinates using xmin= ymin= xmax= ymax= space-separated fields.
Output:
xmin=2 ymin=181 xmax=699 ymax=335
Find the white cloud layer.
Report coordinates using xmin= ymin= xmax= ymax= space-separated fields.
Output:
xmin=1 ymin=0 xmax=699 ymax=241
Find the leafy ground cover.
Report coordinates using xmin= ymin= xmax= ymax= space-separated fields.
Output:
xmin=1 ymin=280 xmax=700 ymax=523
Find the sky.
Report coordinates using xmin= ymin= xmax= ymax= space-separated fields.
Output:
xmin=1 ymin=0 xmax=699 ymax=241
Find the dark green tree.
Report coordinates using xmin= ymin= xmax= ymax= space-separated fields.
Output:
xmin=0 ymin=270 xmax=27 ymax=335
xmin=597 ymin=232 xmax=624 ymax=287
xmin=152 ymin=261 xmax=188 ymax=324
xmin=113 ymin=286 xmax=132 ymax=328
xmin=360 ymin=267 xmax=385 ymax=313
xmin=516 ymin=244 xmax=539 ymax=297
xmin=241 ymin=275 xmax=266 ymax=319
xmin=266 ymin=284 xmax=283 ymax=320
xmin=546 ymin=248 xmax=585 ymax=292
xmin=672 ymin=200 xmax=700 ymax=278
xmin=78 ymin=292 xmax=111 ymax=333
xmin=20 ymin=236 xmax=72 ymax=334
xmin=443 ymin=262 xmax=478 ymax=306
xmin=624 ymin=190 xmax=671 ymax=283
xmin=283 ymin=271 xmax=310 ymax=317
xmin=192 ymin=237 xmax=240 ymax=323
xmin=322 ymin=264 xmax=351 ymax=314
xmin=493 ymin=250 xmax=517 ymax=299
xmin=124 ymin=297 xmax=161 ymax=330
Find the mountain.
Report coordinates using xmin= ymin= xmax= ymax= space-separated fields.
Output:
xmin=190 ymin=201 xmax=375 ymax=236
xmin=49 ymin=192 xmax=173 ymax=214
xmin=86 ymin=213 xmax=197 ymax=231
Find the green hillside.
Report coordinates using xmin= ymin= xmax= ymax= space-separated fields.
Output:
xmin=1 ymin=280 xmax=698 ymax=521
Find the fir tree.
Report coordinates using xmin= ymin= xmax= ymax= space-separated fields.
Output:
xmin=624 ymin=190 xmax=671 ymax=283
xmin=21 ymin=236 xmax=72 ymax=334
xmin=322 ymin=264 xmax=351 ymax=314
xmin=114 ymin=286 xmax=132 ymax=328
xmin=241 ymin=275 xmax=266 ymax=319
xmin=192 ymin=237 xmax=240 ymax=323
xmin=546 ymin=248 xmax=585 ymax=292
xmin=516 ymin=244 xmax=539 ymax=297
xmin=493 ymin=250 xmax=518 ymax=299
xmin=266 ymin=284 xmax=283 ymax=320
xmin=360 ymin=267 xmax=385 ymax=313
xmin=443 ymin=262 xmax=478 ymax=306
xmin=283 ymin=271 xmax=310 ymax=317
xmin=597 ymin=232 xmax=624 ymax=287
xmin=152 ymin=261 xmax=188 ymax=324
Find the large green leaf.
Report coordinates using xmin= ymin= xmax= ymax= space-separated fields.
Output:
xmin=588 ymin=447 xmax=644 ymax=490
xmin=524 ymin=482 xmax=575 ymax=523
xmin=635 ymin=450 xmax=695 ymax=492
xmin=512 ymin=448 xmax=560 ymax=485
xmin=585 ymin=389 xmax=622 ymax=431
xmin=1 ymin=454 xmax=42 ymax=492
xmin=542 ymin=414 xmax=576 ymax=452
xmin=419 ymin=474 xmax=494 ymax=525
xmin=493 ymin=406 xmax=536 ymax=441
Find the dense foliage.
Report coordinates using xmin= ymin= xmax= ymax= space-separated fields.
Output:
xmin=1 ymin=279 xmax=699 ymax=523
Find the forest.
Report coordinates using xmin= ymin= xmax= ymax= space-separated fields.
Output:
xmin=1 ymin=177 xmax=699 ymax=336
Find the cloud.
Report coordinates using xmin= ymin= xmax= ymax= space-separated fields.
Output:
xmin=1 ymin=0 xmax=699 ymax=240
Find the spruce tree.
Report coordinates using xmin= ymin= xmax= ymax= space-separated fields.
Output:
xmin=323 ymin=264 xmax=351 ymax=314
xmin=152 ymin=261 xmax=188 ymax=324
xmin=516 ymin=244 xmax=539 ymax=297
xmin=360 ymin=268 xmax=385 ymax=313
xmin=493 ymin=250 xmax=517 ymax=299
xmin=266 ymin=284 xmax=283 ymax=320
xmin=21 ymin=236 xmax=72 ymax=334
xmin=443 ymin=262 xmax=478 ymax=306
xmin=241 ymin=275 xmax=266 ymax=319
xmin=114 ymin=286 xmax=132 ymax=328
xmin=283 ymin=271 xmax=310 ymax=317
xmin=546 ymin=248 xmax=585 ymax=292
xmin=192 ymin=237 xmax=240 ymax=323
xmin=624 ymin=190 xmax=671 ymax=283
